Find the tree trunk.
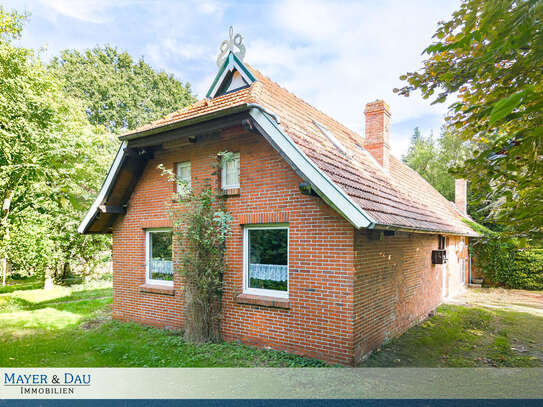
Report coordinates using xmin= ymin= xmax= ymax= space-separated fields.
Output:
xmin=1 ymin=190 xmax=14 ymax=287
xmin=1 ymin=257 xmax=6 ymax=287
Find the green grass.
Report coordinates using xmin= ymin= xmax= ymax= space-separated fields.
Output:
xmin=0 ymin=282 xmax=326 ymax=367
xmin=3 ymin=283 xmax=542 ymax=367
xmin=0 ymin=275 xmax=44 ymax=294
xmin=361 ymin=304 xmax=543 ymax=367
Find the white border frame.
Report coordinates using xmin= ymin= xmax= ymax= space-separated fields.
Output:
xmin=145 ymin=228 xmax=174 ymax=286
xmin=243 ymin=224 xmax=289 ymax=299
xmin=221 ymin=152 xmax=240 ymax=190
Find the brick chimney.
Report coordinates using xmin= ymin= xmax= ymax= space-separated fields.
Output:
xmin=364 ymin=100 xmax=391 ymax=172
xmin=455 ymin=179 xmax=467 ymax=215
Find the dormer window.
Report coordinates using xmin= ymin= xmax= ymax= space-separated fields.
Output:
xmin=221 ymin=152 xmax=240 ymax=190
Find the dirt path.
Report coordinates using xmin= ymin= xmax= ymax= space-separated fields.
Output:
xmin=447 ymin=287 xmax=543 ymax=316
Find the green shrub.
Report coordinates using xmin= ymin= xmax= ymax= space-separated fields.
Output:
xmin=508 ymin=249 xmax=543 ymax=290
xmin=467 ymin=221 xmax=543 ymax=290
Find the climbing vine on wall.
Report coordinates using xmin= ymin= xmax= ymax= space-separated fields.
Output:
xmin=158 ymin=152 xmax=233 ymax=343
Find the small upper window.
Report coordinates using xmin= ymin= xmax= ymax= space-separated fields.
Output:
xmin=221 ymin=153 xmax=240 ymax=190
xmin=146 ymin=229 xmax=173 ymax=285
xmin=176 ymin=161 xmax=191 ymax=195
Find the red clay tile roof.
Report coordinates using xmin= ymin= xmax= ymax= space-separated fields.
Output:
xmin=124 ymin=64 xmax=476 ymax=236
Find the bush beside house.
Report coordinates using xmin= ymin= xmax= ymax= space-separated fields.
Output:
xmin=469 ymin=221 xmax=543 ymax=290
xmin=509 ymin=249 xmax=543 ymax=290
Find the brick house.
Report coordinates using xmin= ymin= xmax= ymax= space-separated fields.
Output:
xmin=79 ymin=47 xmax=477 ymax=365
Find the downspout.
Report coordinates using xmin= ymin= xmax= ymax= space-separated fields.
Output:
xmin=246 ymin=103 xmax=281 ymax=125
xmin=469 ymin=251 xmax=472 ymax=285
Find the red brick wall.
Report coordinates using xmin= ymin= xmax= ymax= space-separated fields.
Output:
xmin=112 ymin=127 xmax=357 ymax=365
xmin=352 ymin=231 xmax=469 ymax=363
xmin=111 ymin=156 xmax=184 ymax=329
xmin=353 ymin=231 xmax=442 ymax=362
xmin=112 ymin=126 xmax=469 ymax=365
xmin=443 ymin=235 xmax=469 ymax=298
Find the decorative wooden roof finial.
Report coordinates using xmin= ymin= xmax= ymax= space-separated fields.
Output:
xmin=216 ymin=26 xmax=246 ymax=67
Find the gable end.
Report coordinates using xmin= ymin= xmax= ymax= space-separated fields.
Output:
xmin=206 ymin=52 xmax=256 ymax=99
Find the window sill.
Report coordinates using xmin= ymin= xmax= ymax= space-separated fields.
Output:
xmin=139 ymin=283 xmax=175 ymax=296
xmin=235 ymin=293 xmax=289 ymax=309
xmin=222 ymin=187 xmax=240 ymax=197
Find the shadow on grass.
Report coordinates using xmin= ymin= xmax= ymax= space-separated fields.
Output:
xmin=0 ymin=280 xmax=44 ymax=294
xmin=0 ymin=307 xmax=327 ymax=368
xmin=0 ymin=287 xmax=113 ymax=315
xmin=0 ymin=284 xmax=326 ymax=368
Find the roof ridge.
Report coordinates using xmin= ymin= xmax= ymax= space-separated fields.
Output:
xmin=111 ymin=59 xmax=476 ymax=236
xmin=388 ymin=155 xmax=473 ymax=226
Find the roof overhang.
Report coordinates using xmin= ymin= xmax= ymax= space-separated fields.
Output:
xmin=78 ymin=141 xmax=128 ymax=234
xmin=79 ymin=103 xmax=377 ymax=234
xmin=372 ymin=223 xmax=479 ymax=238
xmin=119 ymin=103 xmax=250 ymax=142
xmin=79 ymin=103 xmax=476 ymax=236
xmin=248 ymin=108 xmax=375 ymax=229
xmin=79 ymin=105 xmax=252 ymax=234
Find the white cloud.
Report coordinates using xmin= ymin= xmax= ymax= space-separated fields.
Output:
xmin=36 ymin=0 xmax=127 ymax=23
xmin=197 ymin=1 xmax=223 ymax=15
xmin=12 ymin=0 xmax=458 ymax=157
xmin=252 ymin=0 xmax=458 ymax=157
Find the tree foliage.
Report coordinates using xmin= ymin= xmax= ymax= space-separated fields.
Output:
xmin=396 ymin=0 xmax=543 ymax=240
xmin=468 ymin=221 xmax=543 ymax=290
xmin=49 ymin=46 xmax=196 ymax=132
xmin=403 ymin=127 xmax=470 ymax=202
xmin=1 ymin=8 xmax=198 ymax=284
xmin=0 ymin=6 xmax=25 ymax=40
xmin=0 ymin=15 xmax=115 ymax=283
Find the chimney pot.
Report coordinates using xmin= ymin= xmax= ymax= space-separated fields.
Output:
xmin=455 ymin=178 xmax=468 ymax=215
xmin=364 ymin=100 xmax=391 ymax=172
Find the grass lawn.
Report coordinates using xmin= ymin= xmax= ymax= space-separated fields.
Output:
xmin=0 ymin=275 xmax=44 ymax=294
xmin=0 ymin=281 xmax=325 ymax=367
xmin=361 ymin=303 xmax=543 ymax=367
xmin=2 ymin=283 xmax=542 ymax=367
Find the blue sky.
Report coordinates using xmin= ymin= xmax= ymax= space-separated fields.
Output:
xmin=5 ymin=0 xmax=459 ymax=158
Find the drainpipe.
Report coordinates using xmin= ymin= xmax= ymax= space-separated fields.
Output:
xmin=469 ymin=252 xmax=472 ymax=285
xmin=246 ymin=103 xmax=281 ymax=124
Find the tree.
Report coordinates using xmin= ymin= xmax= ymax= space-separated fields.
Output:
xmin=396 ymin=0 xmax=543 ymax=240
xmin=0 ymin=6 xmax=25 ymax=40
xmin=49 ymin=46 xmax=196 ymax=132
xmin=403 ymin=127 xmax=469 ymax=202
xmin=0 ymin=10 xmax=114 ymax=285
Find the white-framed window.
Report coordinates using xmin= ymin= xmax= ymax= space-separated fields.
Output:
xmin=243 ymin=224 xmax=289 ymax=298
xmin=145 ymin=228 xmax=173 ymax=286
xmin=176 ymin=161 xmax=191 ymax=195
xmin=221 ymin=152 xmax=240 ymax=190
